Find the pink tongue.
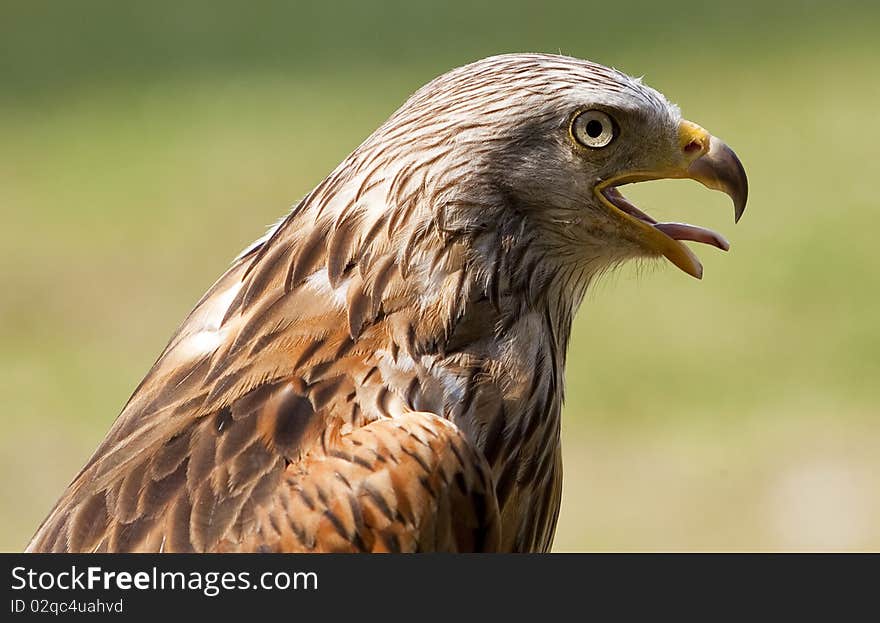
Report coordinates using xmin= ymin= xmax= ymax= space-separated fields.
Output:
xmin=654 ymin=222 xmax=730 ymax=251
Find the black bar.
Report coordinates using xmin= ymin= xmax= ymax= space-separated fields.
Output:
xmin=1 ymin=554 xmax=874 ymax=619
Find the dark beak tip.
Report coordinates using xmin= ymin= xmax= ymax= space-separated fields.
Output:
xmin=732 ymin=155 xmax=748 ymax=224
xmin=733 ymin=192 xmax=747 ymax=223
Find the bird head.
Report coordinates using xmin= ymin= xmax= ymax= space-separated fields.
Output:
xmin=378 ymin=54 xmax=747 ymax=282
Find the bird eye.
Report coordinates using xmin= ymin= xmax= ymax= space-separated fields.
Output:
xmin=572 ymin=110 xmax=616 ymax=148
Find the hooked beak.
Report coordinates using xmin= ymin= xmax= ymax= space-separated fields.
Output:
xmin=595 ymin=120 xmax=749 ymax=279
xmin=686 ymin=130 xmax=748 ymax=224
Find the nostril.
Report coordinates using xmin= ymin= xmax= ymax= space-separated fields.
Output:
xmin=684 ymin=139 xmax=703 ymax=154
xmin=684 ymin=140 xmax=703 ymax=154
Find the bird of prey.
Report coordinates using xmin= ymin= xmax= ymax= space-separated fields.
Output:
xmin=27 ymin=54 xmax=747 ymax=553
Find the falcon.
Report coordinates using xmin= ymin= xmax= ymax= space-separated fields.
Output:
xmin=27 ymin=54 xmax=747 ymax=553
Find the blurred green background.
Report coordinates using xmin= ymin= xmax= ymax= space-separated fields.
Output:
xmin=2 ymin=0 xmax=878 ymax=551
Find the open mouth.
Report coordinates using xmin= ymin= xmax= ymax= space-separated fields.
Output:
xmin=591 ymin=126 xmax=748 ymax=279
xmin=600 ymin=185 xmax=730 ymax=252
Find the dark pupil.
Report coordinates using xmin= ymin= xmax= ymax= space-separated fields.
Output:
xmin=585 ymin=119 xmax=604 ymax=138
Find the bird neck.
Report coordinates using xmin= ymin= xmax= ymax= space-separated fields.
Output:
xmin=380 ymin=218 xmax=590 ymax=463
xmin=379 ymin=230 xmax=580 ymax=552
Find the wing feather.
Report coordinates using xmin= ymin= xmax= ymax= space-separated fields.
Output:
xmin=27 ymin=141 xmax=533 ymax=552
